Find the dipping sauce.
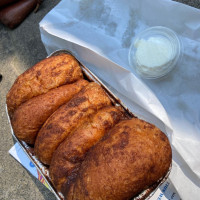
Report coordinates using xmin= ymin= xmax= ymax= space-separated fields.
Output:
xmin=129 ymin=26 xmax=181 ymax=79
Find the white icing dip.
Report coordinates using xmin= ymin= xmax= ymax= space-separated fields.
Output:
xmin=134 ymin=36 xmax=176 ymax=77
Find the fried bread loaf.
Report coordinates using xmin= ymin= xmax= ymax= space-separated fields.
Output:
xmin=49 ymin=106 xmax=124 ymax=191
xmin=11 ymin=79 xmax=89 ymax=145
xmin=34 ymin=82 xmax=111 ymax=165
xmin=6 ymin=54 xmax=83 ymax=117
xmin=65 ymin=118 xmax=172 ymax=200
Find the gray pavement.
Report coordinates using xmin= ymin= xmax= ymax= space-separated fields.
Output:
xmin=0 ymin=0 xmax=199 ymax=200
xmin=0 ymin=1 xmax=60 ymax=200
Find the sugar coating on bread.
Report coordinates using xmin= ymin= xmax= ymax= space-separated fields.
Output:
xmin=6 ymin=54 xmax=83 ymax=117
xmin=11 ymin=79 xmax=89 ymax=144
xmin=34 ymin=82 xmax=111 ymax=165
xmin=65 ymin=118 xmax=172 ymax=200
xmin=49 ymin=106 xmax=123 ymax=191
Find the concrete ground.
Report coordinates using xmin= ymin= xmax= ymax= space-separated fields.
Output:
xmin=0 ymin=0 xmax=199 ymax=200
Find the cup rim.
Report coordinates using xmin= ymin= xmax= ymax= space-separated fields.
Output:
xmin=128 ymin=26 xmax=182 ymax=79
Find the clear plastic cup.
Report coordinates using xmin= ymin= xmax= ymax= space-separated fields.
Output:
xmin=128 ymin=26 xmax=182 ymax=79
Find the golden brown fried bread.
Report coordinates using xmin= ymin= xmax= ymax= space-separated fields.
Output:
xmin=34 ymin=82 xmax=111 ymax=165
xmin=11 ymin=79 xmax=89 ymax=145
xmin=6 ymin=54 xmax=83 ymax=117
xmin=65 ymin=118 xmax=172 ymax=200
xmin=49 ymin=106 xmax=123 ymax=192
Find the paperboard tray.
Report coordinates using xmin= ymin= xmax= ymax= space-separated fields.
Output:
xmin=7 ymin=49 xmax=171 ymax=200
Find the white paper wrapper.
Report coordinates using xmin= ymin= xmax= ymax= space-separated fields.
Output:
xmin=39 ymin=0 xmax=200 ymax=199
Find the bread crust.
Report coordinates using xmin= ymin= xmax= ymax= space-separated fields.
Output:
xmin=11 ymin=79 xmax=89 ymax=145
xmin=49 ymin=106 xmax=123 ymax=192
xmin=66 ymin=118 xmax=172 ymax=200
xmin=6 ymin=54 xmax=83 ymax=117
xmin=34 ymin=82 xmax=111 ymax=165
